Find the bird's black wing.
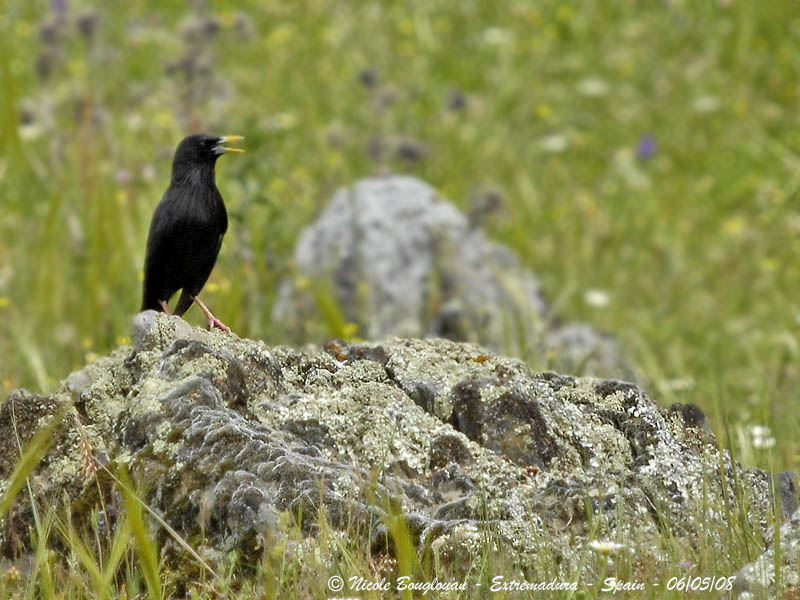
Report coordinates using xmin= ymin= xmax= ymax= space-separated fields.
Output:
xmin=172 ymin=231 xmax=225 ymax=316
xmin=141 ymin=186 xmax=225 ymax=312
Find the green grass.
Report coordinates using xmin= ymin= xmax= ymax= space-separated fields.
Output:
xmin=0 ymin=424 xmax=782 ymax=598
xmin=1 ymin=0 xmax=799 ymax=595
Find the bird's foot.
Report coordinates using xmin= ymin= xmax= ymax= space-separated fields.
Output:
xmin=193 ymin=296 xmax=232 ymax=334
xmin=206 ymin=313 xmax=232 ymax=334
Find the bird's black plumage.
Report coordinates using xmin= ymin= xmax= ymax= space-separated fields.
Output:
xmin=141 ymin=133 xmax=243 ymax=332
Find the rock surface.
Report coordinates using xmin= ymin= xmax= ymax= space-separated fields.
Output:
xmin=0 ymin=314 xmax=791 ymax=584
xmin=272 ymin=176 xmax=629 ymax=378
xmin=732 ymin=474 xmax=800 ymax=598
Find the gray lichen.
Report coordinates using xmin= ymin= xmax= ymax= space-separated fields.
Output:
xmin=0 ymin=312 xmax=792 ymax=583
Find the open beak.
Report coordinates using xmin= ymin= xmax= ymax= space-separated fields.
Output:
xmin=215 ymin=135 xmax=245 ymax=154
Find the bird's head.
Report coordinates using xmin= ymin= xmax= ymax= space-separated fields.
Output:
xmin=171 ymin=133 xmax=244 ymax=181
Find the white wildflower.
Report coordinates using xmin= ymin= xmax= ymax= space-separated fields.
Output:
xmin=749 ymin=425 xmax=776 ymax=449
xmin=693 ymin=95 xmax=720 ymax=113
xmin=577 ymin=77 xmax=609 ymax=97
xmin=588 ymin=540 xmax=625 ymax=555
xmin=584 ymin=289 xmax=610 ymax=308
xmin=483 ymin=27 xmax=512 ymax=45
xmin=539 ymin=134 xmax=568 ymax=153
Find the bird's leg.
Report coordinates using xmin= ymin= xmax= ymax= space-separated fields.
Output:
xmin=159 ymin=300 xmax=172 ymax=315
xmin=192 ymin=296 xmax=232 ymax=334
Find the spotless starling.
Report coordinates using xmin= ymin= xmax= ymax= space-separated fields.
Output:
xmin=141 ymin=133 xmax=244 ymax=333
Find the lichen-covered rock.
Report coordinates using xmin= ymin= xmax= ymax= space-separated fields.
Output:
xmin=732 ymin=474 xmax=800 ymax=598
xmin=272 ymin=176 xmax=630 ymax=378
xmin=0 ymin=313 xmax=792 ymax=579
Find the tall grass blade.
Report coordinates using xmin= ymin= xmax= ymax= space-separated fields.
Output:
xmin=27 ymin=507 xmax=57 ymax=600
xmin=59 ymin=519 xmax=106 ymax=599
xmin=102 ymin=513 xmax=133 ymax=591
xmin=0 ymin=400 xmax=72 ymax=519
xmin=103 ymin=463 xmax=220 ymax=582
xmin=117 ymin=467 xmax=163 ymax=600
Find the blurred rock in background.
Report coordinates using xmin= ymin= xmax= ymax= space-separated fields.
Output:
xmin=272 ymin=176 xmax=631 ymax=379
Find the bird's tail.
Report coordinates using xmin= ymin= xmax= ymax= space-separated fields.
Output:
xmin=141 ymin=292 xmax=164 ymax=313
xmin=173 ymin=289 xmax=194 ymax=317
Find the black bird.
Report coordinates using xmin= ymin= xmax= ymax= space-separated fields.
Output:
xmin=141 ymin=133 xmax=244 ymax=333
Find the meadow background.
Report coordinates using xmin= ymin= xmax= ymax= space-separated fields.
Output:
xmin=1 ymin=0 xmax=798 ymax=482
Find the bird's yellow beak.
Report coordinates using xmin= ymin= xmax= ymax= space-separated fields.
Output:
xmin=219 ymin=135 xmax=245 ymax=154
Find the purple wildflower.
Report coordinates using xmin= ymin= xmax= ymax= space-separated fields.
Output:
xmin=115 ymin=169 xmax=132 ymax=184
xmin=636 ymin=135 xmax=657 ymax=160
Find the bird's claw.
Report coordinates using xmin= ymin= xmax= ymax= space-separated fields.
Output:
xmin=207 ymin=315 xmax=232 ymax=334
xmin=192 ymin=296 xmax=232 ymax=334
